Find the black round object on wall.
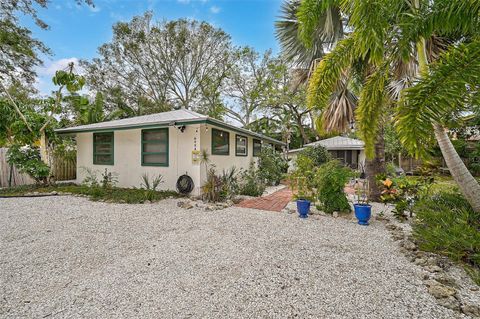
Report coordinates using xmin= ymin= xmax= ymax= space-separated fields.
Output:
xmin=176 ymin=174 xmax=194 ymax=194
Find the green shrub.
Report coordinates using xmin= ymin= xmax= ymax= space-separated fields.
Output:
xmin=140 ymin=173 xmax=164 ymax=201
xmin=80 ymin=167 xmax=99 ymax=187
xmin=315 ymin=160 xmax=352 ymax=214
xmin=0 ymin=184 xmax=179 ymax=203
xmin=238 ymin=163 xmax=265 ymax=197
xmin=258 ymin=145 xmax=287 ymax=185
xmin=289 ymin=155 xmax=316 ymax=201
xmin=380 ymin=175 xmax=435 ymax=220
xmin=101 ymin=168 xmax=118 ymax=189
xmin=296 ymin=144 xmax=331 ymax=167
xmin=385 ymin=162 xmax=397 ymax=177
xmin=220 ymin=167 xmax=239 ymax=199
xmin=413 ymin=191 xmax=480 ymax=284
xmin=201 ymin=166 xmax=240 ymax=202
xmin=6 ymin=145 xmax=50 ymax=184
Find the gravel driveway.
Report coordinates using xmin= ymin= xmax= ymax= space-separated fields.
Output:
xmin=0 ymin=196 xmax=467 ymax=318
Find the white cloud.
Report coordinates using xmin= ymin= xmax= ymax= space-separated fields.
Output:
xmin=38 ymin=57 xmax=82 ymax=77
xmin=35 ymin=57 xmax=88 ymax=96
xmin=210 ymin=5 xmax=220 ymax=13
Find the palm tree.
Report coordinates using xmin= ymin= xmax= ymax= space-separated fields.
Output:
xmin=276 ymin=0 xmax=382 ymax=198
xmin=298 ymin=0 xmax=480 ymax=211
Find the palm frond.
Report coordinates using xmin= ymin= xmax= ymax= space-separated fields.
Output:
xmin=297 ymin=0 xmax=342 ymax=48
xmin=306 ymin=36 xmax=357 ymax=111
xmin=424 ymin=0 xmax=480 ymax=37
xmin=276 ymin=0 xmax=342 ymax=70
xmin=356 ymin=63 xmax=390 ymax=157
xmin=397 ymin=0 xmax=480 ymax=59
xmin=396 ymin=41 xmax=480 ymax=157
xmin=341 ymin=0 xmax=401 ymax=64
xmin=321 ymin=77 xmax=357 ymax=132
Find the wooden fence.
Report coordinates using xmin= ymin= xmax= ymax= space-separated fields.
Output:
xmin=0 ymin=148 xmax=76 ymax=188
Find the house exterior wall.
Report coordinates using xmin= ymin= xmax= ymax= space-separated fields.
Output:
xmin=75 ymin=123 xmax=278 ymax=196
xmin=76 ymin=125 xmax=202 ymax=194
xmin=199 ymin=124 xmax=259 ymax=187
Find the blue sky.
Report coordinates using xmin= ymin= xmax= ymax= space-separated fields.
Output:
xmin=23 ymin=0 xmax=283 ymax=95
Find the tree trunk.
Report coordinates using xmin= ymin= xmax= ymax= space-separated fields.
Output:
xmin=434 ymin=124 xmax=480 ymax=212
xmin=296 ymin=119 xmax=309 ymax=146
xmin=365 ymin=130 xmax=385 ymax=201
xmin=39 ymin=130 xmax=50 ymax=165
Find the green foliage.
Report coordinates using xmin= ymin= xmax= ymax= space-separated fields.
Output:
xmin=101 ymin=168 xmax=118 ymax=189
xmin=220 ymin=167 xmax=239 ymax=199
xmin=52 ymin=68 xmax=86 ymax=93
xmin=413 ymin=191 xmax=480 ymax=284
xmin=0 ymin=184 xmax=179 ymax=204
xmin=0 ymin=9 xmax=50 ymax=84
xmin=258 ymin=145 xmax=288 ymax=185
xmin=202 ymin=166 xmax=226 ymax=202
xmin=140 ymin=173 xmax=164 ymax=201
xmin=451 ymin=139 xmax=469 ymax=158
xmin=397 ymin=41 xmax=480 ymax=157
xmin=80 ymin=167 xmax=99 ymax=188
xmin=356 ymin=64 xmax=389 ymax=157
xmin=140 ymin=173 xmax=164 ymax=191
xmin=289 ymin=154 xmax=317 ymax=200
xmin=306 ymin=36 xmax=356 ymax=112
xmin=385 ymin=162 xmax=397 ymax=177
xmin=296 ymin=145 xmax=331 ymax=167
xmin=6 ymin=145 xmax=50 ymax=184
xmin=315 ymin=160 xmax=352 ymax=214
xmin=380 ymin=176 xmax=435 ymax=220
xmin=238 ymin=163 xmax=266 ymax=197
xmin=384 ymin=123 xmax=407 ymax=162
xmin=52 ymin=137 xmax=76 ymax=162
xmin=296 ymin=0 xmax=342 ymax=48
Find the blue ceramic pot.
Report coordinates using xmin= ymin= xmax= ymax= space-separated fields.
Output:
xmin=296 ymin=199 xmax=311 ymax=218
xmin=354 ymin=204 xmax=372 ymax=225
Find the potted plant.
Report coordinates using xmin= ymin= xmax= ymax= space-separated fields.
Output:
xmin=294 ymin=176 xmax=314 ymax=218
xmin=353 ymin=179 xmax=372 ymax=225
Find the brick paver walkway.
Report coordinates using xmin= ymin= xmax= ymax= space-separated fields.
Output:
xmin=236 ymin=187 xmax=293 ymax=212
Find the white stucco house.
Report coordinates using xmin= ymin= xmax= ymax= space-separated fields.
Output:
xmin=288 ymin=136 xmax=366 ymax=170
xmin=56 ymin=109 xmax=285 ymax=195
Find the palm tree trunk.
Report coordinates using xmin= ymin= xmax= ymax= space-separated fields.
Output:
xmin=434 ymin=124 xmax=480 ymax=211
xmin=365 ymin=130 xmax=385 ymax=201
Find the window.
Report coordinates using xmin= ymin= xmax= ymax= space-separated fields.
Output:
xmin=142 ymin=128 xmax=169 ymax=166
xmin=93 ymin=132 xmax=114 ymax=165
xmin=253 ymin=139 xmax=261 ymax=157
xmin=212 ymin=128 xmax=229 ymax=155
xmin=235 ymin=135 xmax=248 ymax=156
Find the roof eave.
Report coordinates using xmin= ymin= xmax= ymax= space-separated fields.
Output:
xmin=55 ymin=117 xmax=285 ymax=146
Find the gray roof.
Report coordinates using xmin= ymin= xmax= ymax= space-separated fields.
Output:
xmin=56 ymin=109 xmax=285 ymax=145
xmin=289 ymin=136 xmax=365 ymax=153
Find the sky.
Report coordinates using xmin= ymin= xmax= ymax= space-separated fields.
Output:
xmin=22 ymin=0 xmax=283 ymax=95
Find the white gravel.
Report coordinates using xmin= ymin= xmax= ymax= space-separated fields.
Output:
xmin=0 ymin=196 xmax=469 ymax=318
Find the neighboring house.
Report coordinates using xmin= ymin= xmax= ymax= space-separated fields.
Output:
xmin=56 ymin=109 xmax=285 ymax=195
xmin=288 ymin=136 xmax=366 ymax=169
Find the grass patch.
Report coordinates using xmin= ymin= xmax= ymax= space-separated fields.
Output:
xmin=0 ymin=184 xmax=180 ymax=204
xmin=413 ymin=191 xmax=480 ymax=285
